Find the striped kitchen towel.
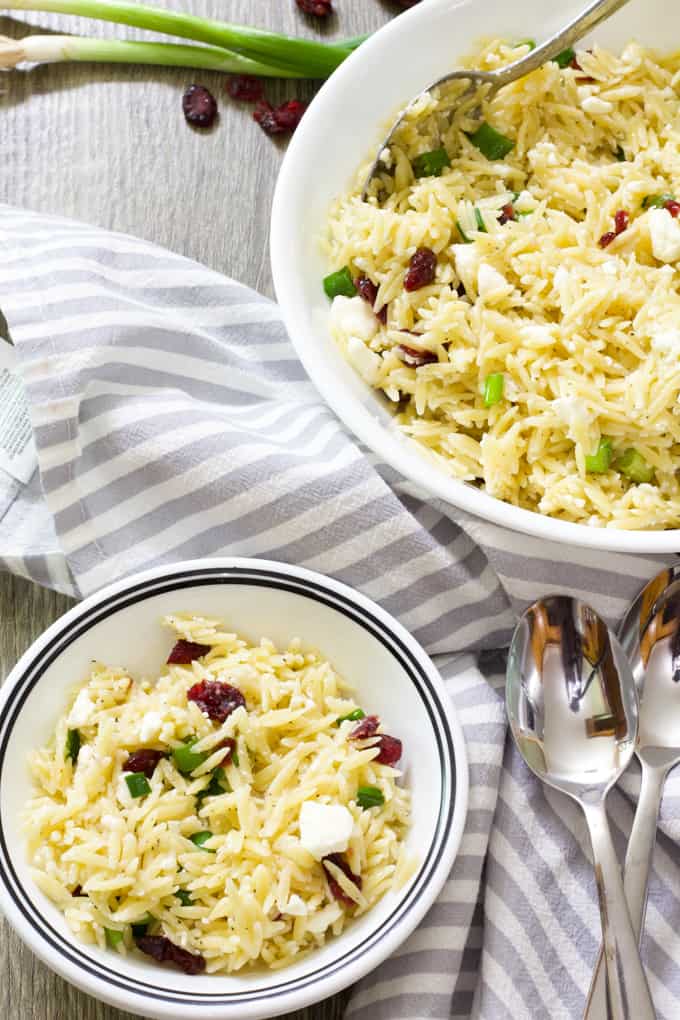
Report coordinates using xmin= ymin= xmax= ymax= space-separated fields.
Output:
xmin=2 ymin=204 xmax=680 ymax=1019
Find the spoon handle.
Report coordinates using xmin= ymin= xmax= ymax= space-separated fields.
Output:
xmin=495 ymin=0 xmax=631 ymax=87
xmin=583 ymin=765 xmax=665 ymax=1019
xmin=582 ymin=799 xmax=656 ymax=1020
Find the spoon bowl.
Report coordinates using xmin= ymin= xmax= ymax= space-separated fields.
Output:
xmin=584 ymin=565 xmax=680 ymax=1018
xmin=507 ymin=596 xmax=638 ymax=800
xmin=622 ymin=565 xmax=680 ymax=765
xmin=507 ymin=595 xmax=655 ymax=1020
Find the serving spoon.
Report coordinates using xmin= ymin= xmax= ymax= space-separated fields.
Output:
xmin=362 ymin=0 xmax=631 ymax=199
xmin=506 ymin=596 xmax=656 ymax=1020
xmin=584 ymin=565 xmax=680 ymax=1018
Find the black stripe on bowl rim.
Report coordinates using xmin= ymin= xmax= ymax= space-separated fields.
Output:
xmin=0 ymin=565 xmax=458 ymax=1006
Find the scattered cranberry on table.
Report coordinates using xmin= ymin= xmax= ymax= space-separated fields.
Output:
xmin=226 ymin=74 xmax=265 ymax=102
xmin=181 ymin=84 xmax=218 ymax=128
xmin=253 ymin=99 xmax=307 ymax=135
xmin=296 ymin=0 xmax=333 ymax=14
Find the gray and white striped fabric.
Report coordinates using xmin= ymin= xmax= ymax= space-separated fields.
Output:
xmin=2 ymin=204 xmax=680 ymax=1019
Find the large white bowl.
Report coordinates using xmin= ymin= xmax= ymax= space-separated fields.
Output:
xmin=271 ymin=0 xmax=680 ymax=554
xmin=0 ymin=558 xmax=467 ymax=1020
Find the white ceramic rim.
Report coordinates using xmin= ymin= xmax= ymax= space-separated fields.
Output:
xmin=0 ymin=557 xmax=468 ymax=1020
xmin=270 ymin=0 xmax=680 ymax=554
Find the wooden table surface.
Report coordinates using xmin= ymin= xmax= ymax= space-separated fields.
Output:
xmin=0 ymin=2 xmax=400 ymax=1017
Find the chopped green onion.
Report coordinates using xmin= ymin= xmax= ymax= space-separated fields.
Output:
xmin=172 ymin=737 xmax=209 ymax=775
xmin=514 ymin=38 xmax=536 ymax=50
xmin=105 ymin=928 xmax=124 ymax=949
xmin=131 ymin=914 xmax=153 ymax=937
xmin=197 ymin=766 xmax=230 ymax=804
xmin=231 ymin=749 xmax=240 ymax=767
xmin=412 ymin=147 xmax=451 ymax=179
xmin=456 ymin=220 xmax=473 ymax=244
xmin=585 ymin=438 xmax=613 ymax=474
xmin=65 ymin=728 xmax=81 ymax=764
xmin=483 ymin=373 xmax=505 ymax=407
xmin=617 ymin=448 xmax=654 ymax=483
xmin=323 ymin=266 xmax=357 ymax=300
xmin=357 ymin=785 xmax=385 ymax=809
xmin=614 ymin=145 xmax=626 ymax=162
xmin=336 ymin=708 xmax=365 ymax=726
xmin=125 ymin=772 xmax=152 ymax=798
xmin=190 ymin=831 xmax=216 ymax=852
xmin=555 ymin=47 xmax=576 ymax=68
xmin=1 ymin=0 xmax=358 ymax=78
xmin=474 ymin=207 xmax=487 ymax=233
xmin=176 ymin=890 xmax=193 ymax=906
xmin=467 ymin=122 xmax=515 ymax=161
xmin=642 ymin=193 xmax=675 ymax=209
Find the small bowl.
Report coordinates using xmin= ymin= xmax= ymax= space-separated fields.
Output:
xmin=0 ymin=558 xmax=468 ymax=1020
xmin=271 ymin=0 xmax=680 ymax=554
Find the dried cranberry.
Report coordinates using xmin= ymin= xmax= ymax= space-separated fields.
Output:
xmin=665 ymin=199 xmax=680 ymax=218
xmin=404 ymin=248 xmax=437 ymax=291
xmin=569 ymin=56 xmax=582 ymax=70
xmin=136 ymin=935 xmax=206 ymax=975
xmin=226 ymin=74 xmax=264 ymax=103
xmin=124 ymin=749 xmax=165 ymax=778
xmin=355 ymin=277 xmax=388 ymax=324
xmin=187 ymin=680 xmax=246 ymax=723
xmin=253 ymin=99 xmax=307 ymax=136
xmin=296 ymin=0 xmax=333 ymax=14
xmin=219 ymin=737 xmax=236 ymax=764
xmin=253 ymin=102 xmax=283 ymax=135
xmin=272 ymin=99 xmax=307 ymax=132
xmin=396 ymin=344 xmax=438 ymax=367
xmin=323 ymin=853 xmax=362 ymax=906
xmin=182 ymin=84 xmax=218 ymax=128
xmin=347 ymin=716 xmax=402 ymax=763
xmin=167 ymin=640 xmax=211 ymax=665
xmin=349 ymin=715 xmax=380 ymax=739
xmin=614 ymin=209 xmax=629 ymax=234
xmin=598 ymin=230 xmax=616 ymax=248
xmin=499 ymin=203 xmax=515 ymax=225
xmin=72 ymin=885 xmax=83 ymax=897
xmin=374 ymin=734 xmax=403 ymax=765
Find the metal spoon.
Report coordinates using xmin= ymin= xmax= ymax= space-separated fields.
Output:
xmin=362 ymin=0 xmax=630 ymax=199
xmin=584 ymin=565 xmax=680 ymax=1018
xmin=506 ymin=595 xmax=655 ymax=1020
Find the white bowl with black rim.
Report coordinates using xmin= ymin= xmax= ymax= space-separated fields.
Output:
xmin=0 ymin=558 xmax=468 ymax=1020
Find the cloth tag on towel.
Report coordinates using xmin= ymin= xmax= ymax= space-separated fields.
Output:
xmin=0 ymin=338 xmax=37 ymax=485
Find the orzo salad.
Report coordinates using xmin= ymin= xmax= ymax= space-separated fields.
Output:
xmin=25 ymin=615 xmax=411 ymax=975
xmin=324 ymin=40 xmax=680 ymax=529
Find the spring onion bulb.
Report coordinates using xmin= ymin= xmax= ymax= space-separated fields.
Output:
xmin=2 ymin=0 xmax=359 ymax=76
xmin=0 ymin=33 xmax=304 ymax=76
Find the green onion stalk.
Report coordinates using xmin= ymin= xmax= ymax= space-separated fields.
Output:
xmin=0 ymin=33 xmax=307 ymax=76
xmin=2 ymin=0 xmax=364 ymax=76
